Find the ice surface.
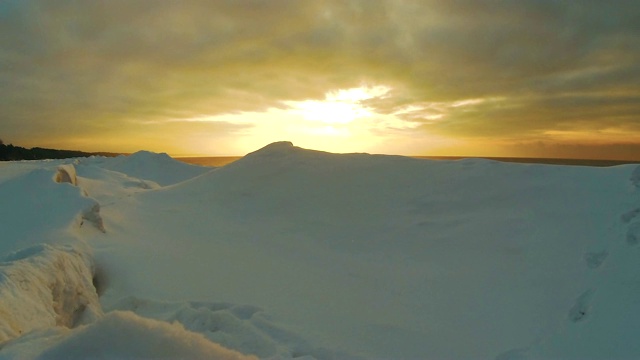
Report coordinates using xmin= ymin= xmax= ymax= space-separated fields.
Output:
xmin=1 ymin=143 xmax=640 ymax=359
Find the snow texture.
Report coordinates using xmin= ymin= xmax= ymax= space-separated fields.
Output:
xmin=0 ymin=244 xmax=101 ymax=342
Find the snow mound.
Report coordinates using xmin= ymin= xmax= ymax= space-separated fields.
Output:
xmin=244 ymin=141 xmax=295 ymax=158
xmin=101 ymin=150 xmax=212 ymax=186
xmin=123 ymin=143 xmax=638 ymax=358
xmin=0 ymin=167 xmax=103 ymax=253
xmin=0 ymin=244 xmax=102 ymax=343
xmin=237 ymin=141 xmax=351 ymax=168
xmin=74 ymin=164 xmax=160 ymax=199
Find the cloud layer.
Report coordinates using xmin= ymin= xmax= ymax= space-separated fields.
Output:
xmin=1 ymin=0 xmax=639 ymax=157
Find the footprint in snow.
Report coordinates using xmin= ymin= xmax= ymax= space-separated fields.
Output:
xmin=621 ymin=208 xmax=640 ymax=224
xmin=584 ymin=251 xmax=608 ymax=269
xmin=568 ymin=289 xmax=594 ymax=323
xmin=626 ymin=222 xmax=640 ymax=246
xmin=630 ymin=165 xmax=640 ymax=188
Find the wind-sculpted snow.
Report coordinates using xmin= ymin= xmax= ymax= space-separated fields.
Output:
xmin=0 ymin=165 xmax=103 ymax=254
xmin=53 ymin=164 xmax=77 ymax=186
xmin=0 ymin=158 xmax=259 ymax=359
xmin=0 ymin=244 xmax=101 ymax=343
xmin=2 ymin=144 xmax=640 ymax=359
xmin=101 ymin=150 xmax=212 ymax=186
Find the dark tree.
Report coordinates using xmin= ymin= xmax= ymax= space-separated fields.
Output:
xmin=0 ymin=140 xmax=120 ymax=161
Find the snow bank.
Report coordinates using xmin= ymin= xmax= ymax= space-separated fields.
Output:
xmin=0 ymin=244 xmax=101 ymax=343
xmin=101 ymin=150 xmax=212 ymax=186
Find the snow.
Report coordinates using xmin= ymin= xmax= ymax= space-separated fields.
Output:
xmin=100 ymin=150 xmax=212 ymax=186
xmin=0 ymin=162 xmax=101 ymax=254
xmin=0 ymin=244 xmax=101 ymax=342
xmin=0 ymin=142 xmax=639 ymax=359
xmin=0 ymin=311 xmax=255 ymax=360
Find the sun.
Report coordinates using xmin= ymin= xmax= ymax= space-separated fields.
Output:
xmin=284 ymin=85 xmax=390 ymax=125
xmin=287 ymin=100 xmax=370 ymax=124
xmin=173 ymin=85 xmax=413 ymax=155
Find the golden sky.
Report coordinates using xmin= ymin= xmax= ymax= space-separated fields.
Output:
xmin=1 ymin=1 xmax=639 ymax=159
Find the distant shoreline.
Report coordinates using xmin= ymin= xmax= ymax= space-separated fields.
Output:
xmin=177 ymin=155 xmax=640 ymax=168
xmin=414 ymin=156 xmax=640 ymax=167
xmin=176 ymin=157 xmax=242 ymax=167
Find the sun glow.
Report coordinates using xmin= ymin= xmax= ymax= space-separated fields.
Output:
xmin=173 ymin=84 xmax=458 ymax=155
xmin=285 ymin=85 xmax=390 ymax=125
xmin=287 ymin=100 xmax=372 ymax=124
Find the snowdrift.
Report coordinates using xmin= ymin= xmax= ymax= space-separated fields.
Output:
xmin=1 ymin=143 xmax=640 ymax=359
xmin=0 ymin=163 xmax=103 ymax=254
xmin=101 ymin=150 xmax=212 ymax=186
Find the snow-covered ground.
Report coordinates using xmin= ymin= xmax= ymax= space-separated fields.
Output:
xmin=1 ymin=142 xmax=639 ymax=359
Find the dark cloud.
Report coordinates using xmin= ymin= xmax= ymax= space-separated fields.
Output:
xmin=409 ymin=93 xmax=640 ymax=138
xmin=0 ymin=0 xmax=639 ymax=155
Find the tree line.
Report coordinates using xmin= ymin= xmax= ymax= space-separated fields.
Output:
xmin=0 ymin=139 xmax=118 ymax=161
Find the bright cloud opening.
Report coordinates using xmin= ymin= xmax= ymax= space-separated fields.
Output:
xmin=170 ymin=85 xmax=459 ymax=156
xmin=284 ymin=85 xmax=391 ymax=125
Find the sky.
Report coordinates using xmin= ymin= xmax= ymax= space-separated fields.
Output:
xmin=1 ymin=0 xmax=639 ymax=158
